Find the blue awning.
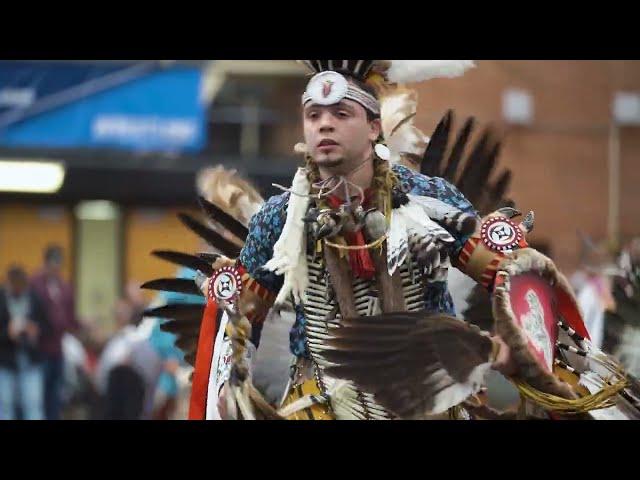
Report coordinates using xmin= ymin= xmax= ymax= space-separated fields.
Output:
xmin=0 ymin=61 xmax=207 ymax=153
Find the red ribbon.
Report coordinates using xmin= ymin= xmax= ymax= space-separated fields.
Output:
xmin=188 ymin=298 xmax=219 ymax=420
xmin=325 ymin=193 xmax=377 ymax=280
xmin=343 ymin=229 xmax=376 ymax=280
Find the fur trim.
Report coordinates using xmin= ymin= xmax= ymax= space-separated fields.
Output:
xmin=492 ymin=248 xmax=579 ymax=400
xmin=263 ymin=168 xmax=310 ymax=305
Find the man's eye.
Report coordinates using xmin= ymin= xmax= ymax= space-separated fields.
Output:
xmin=338 ymin=111 xmax=349 ymax=117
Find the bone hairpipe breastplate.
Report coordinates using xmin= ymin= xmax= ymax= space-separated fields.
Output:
xmin=302 ymin=249 xmax=428 ymax=420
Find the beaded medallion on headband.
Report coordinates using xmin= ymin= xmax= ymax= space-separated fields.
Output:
xmin=302 ymin=71 xmax=381 ymax=116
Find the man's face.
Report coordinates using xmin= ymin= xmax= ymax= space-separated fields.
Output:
xmin=46 ymin=255 xmax=63 ymax=275
xmin=303 ymin=98 xmax=380 ymax=173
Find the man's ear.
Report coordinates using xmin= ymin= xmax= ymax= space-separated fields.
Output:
xmin=369 ymin=118 xmax=382 ymax=142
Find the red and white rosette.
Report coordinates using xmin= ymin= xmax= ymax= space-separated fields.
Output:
xmin=209 ymin=266 xmax=243 ymax=306
xmin=480 ymin=216 xmax=523 ymax=253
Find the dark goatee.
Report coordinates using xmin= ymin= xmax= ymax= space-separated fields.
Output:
xmin=310 ymin=156 xmax=344 ymax=168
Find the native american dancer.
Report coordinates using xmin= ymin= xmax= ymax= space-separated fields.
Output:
xmin=144 ymin=60 xmax=640 ymax=420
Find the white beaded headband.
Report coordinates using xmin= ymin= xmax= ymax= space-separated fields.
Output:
xmin=301 ymin=71 xmax=380 ymax=116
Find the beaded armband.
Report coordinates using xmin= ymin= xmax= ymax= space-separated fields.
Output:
xmin=235 ymin=262 xmax=277 ymax=324
xmin=455 ymin=212 xmax=530 ymax=291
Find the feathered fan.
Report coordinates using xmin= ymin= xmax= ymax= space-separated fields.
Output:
xmin=322 ymin=312 xmax=496 ymax=418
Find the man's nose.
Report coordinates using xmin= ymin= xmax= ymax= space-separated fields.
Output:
xmin=319 ymin=113 xmax=335 ymax=133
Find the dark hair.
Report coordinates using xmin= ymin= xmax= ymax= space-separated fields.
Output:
xmin=7 ymin=265 xmax=27 ymax=278
xmin=44 ymin=244 xmax=63 ymax=264
xmin=7 ymin=265 xmax=27 ymax=282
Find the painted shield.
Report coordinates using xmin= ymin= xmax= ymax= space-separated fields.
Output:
xmin=508 ymin=273 xmax=559 ymax=372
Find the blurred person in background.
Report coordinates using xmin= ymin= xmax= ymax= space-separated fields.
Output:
xmin=63 ymin=317 xmax=107 ymax=419
xmin=30 ymin=245 xmax=79 ymax=420
xmin=123 ymin=277 xmax=194 ymax=420
xmin=0 ymin=266 xmax=50 ymax=420
xmin=59 ymin=330 xmax=97 ymax=419
xmin=604 ymin=238 xmax=640 ymax=375
xmin=96 ymin=298 xmax=162 ymax=420
xmin=572 ymin=233 xmax=618 ymax=349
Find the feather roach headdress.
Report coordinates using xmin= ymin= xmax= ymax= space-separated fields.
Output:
xmin=298 ymin=60 xmax=475 ymax=86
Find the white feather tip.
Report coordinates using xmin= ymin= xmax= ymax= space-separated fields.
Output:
xmin=387 ymin=60 xmax=476 ymax=84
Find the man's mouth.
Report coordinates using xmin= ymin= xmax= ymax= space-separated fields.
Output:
xmin=318 ymin=139 xmax=339 ymax=147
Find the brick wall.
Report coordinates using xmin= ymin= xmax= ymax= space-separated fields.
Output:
xmin=409 ymin=60 xmax=640 ymax=272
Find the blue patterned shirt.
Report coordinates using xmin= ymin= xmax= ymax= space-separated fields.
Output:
xmin=238 ymin=164 xmax=479 ymax=357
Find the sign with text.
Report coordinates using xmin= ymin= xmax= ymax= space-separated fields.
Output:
xmin=0 ymin=61 xmax=206 ymax=152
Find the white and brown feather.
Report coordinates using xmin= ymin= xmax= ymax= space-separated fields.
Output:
xmin=321 ymin=312 xmax=494 ymax=419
